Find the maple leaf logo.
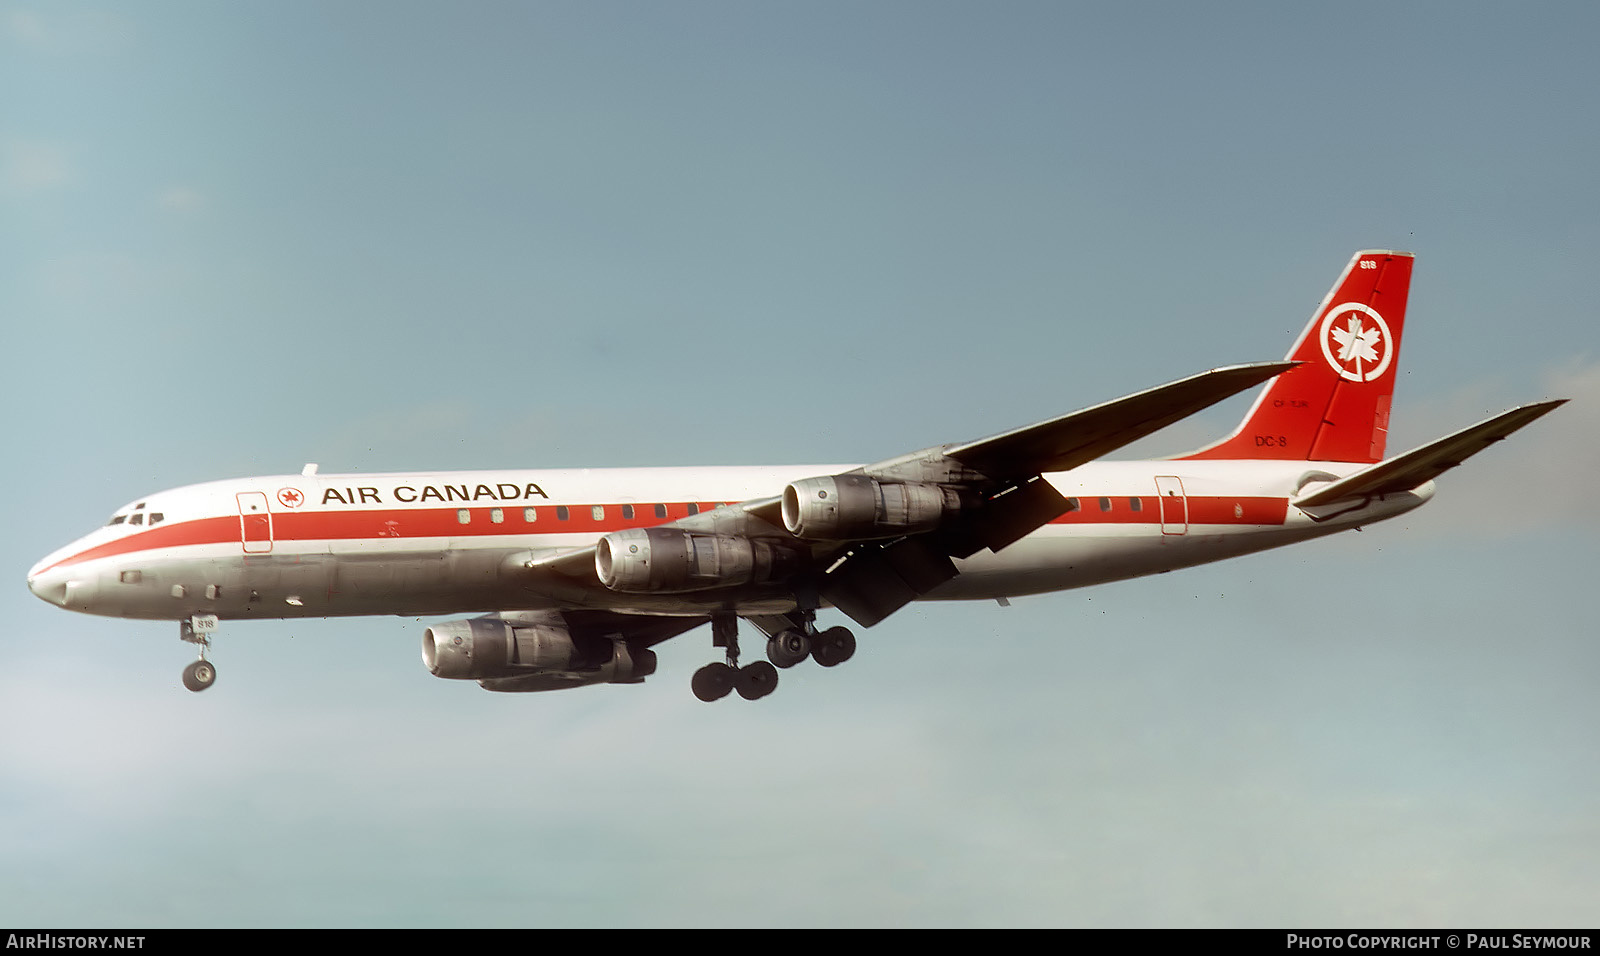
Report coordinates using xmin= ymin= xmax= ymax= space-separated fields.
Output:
xmin=1318 ymin=303 xmax=1393 ymax=382
xmin=1330 ymin=314 xmax=1382 ymax=366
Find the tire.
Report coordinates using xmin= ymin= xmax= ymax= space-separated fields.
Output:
xmin=736 ymin=661 xmax=779 ymax=700
xmin=182 ymin=660 xmax=217 ymax=693
xmin=691 ymin=662 xmax=735 ymax=702
xmin=765 ymin=629 xmax=811 ymax=669
xmin=812 ymin=627 xmax=857 ymax=668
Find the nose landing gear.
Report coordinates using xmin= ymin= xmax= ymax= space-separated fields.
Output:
xmin=179 ymin=615 xmax=219 ymax=693
xmin=181 ymin=658 xmax=216 ymax=692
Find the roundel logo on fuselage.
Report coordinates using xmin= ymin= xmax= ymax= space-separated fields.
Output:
xmin=277 ymin=487 xmax=306 ymax=509
xmin=1319 ymin=302 xmax=1393 ymax=383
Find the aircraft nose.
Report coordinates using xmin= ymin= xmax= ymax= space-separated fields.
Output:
xmin=26 ymin=560 xmax=69 ymax=607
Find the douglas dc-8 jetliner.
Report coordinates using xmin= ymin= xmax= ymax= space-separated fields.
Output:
xmin=28 ymin=251 xmax=1564 ymax=701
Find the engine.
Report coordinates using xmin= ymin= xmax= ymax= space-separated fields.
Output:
xmin=596 ymin=527 xmax=798 ymax=593
xmin=782 ymin=474 xmax=961 ymax=540
xmin=422 ymin=616 xmax=655 ymax=689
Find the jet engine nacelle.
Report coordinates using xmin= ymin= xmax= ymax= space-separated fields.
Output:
xmin=596 ymin=527 xmax=798 ymax=593
xmin=422 ymin=616 xmax=655 ymax=689
xmin=782 ymin=474 xmax=961 ymax=540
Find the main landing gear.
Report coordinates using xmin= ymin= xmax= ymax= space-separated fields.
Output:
xmin=179 ymin=615 xmax=219 ymax=693
xmin=691 ymin=612 xmax=856 ymax=702
xmin=691 ymin=614 xmax=777 ymax=702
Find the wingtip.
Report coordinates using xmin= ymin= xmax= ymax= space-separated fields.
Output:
xmin=1523 ymin=397 xmax=1570 ymax=416
xmin=1502 ymin=397 xmax=1569 ymax=416
xmin=1211 ymin=360 xmax=1298 ymax=372
xmin=1216 ymin=359 xmax=1300 ymax=378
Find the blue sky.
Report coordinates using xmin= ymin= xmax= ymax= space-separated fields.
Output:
xmin=3 ymin=1 xmax=1597 ymax=927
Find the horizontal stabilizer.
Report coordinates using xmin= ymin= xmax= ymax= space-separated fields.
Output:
xmin=1292 ymin=400 xmax=1566 ymax=508
xmin=946 ymin=362 xmax=1295 ymax=478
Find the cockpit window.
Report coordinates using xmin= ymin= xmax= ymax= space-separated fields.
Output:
xmin=149 ymin=512 xmax=164 ymax=525
xmin=107 ymin=515 xmax=127 ymax=526
xmin=128 ymin=513 xmax=144 ymax=526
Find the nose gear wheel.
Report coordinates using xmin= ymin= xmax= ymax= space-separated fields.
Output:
xmin=182 ymin=659 xmax=217 ymax=692
xmin=179 ymin=617 xmax=219 ymax=693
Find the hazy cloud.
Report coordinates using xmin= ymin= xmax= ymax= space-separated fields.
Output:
xmin=3 ymin=6 xmax=134 ymax=54
xmin=158 ymin=185 xmax=206 ymax=213
xmin=1397 ymin=357 xmax=1597 ymax=538
xmin=5 ymin=8 xmax=47 ymax=46
xmin=2 ymin=138 xmax=72 ymax=194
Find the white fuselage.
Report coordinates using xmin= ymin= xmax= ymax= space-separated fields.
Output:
xmin=26 ymin=459 xmax=1432 ymax=624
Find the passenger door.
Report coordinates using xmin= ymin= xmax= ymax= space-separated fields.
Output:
xmin=236 ymin=492 xmax=273 ymax=553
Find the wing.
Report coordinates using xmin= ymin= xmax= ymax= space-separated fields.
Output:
xmin=944 ymin=362 xmax=1297 ymax=476
xmin=521 ymin=362 xmax=1295 ymax=626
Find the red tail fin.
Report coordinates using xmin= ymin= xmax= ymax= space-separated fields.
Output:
xmin=1180 ymin=250 xmax=1414 ymax=464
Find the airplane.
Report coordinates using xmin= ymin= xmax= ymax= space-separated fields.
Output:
xmin=26 ymin=250 xmax=1564 ymax=702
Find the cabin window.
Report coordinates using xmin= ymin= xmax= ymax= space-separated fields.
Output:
xmin=1128 ymin=498 xmax=1142 ymax=512
xmin=1065 ymin=498 xmax=1079 ymax=512
xmin=556 ymin=506 xmax=570 ymax=521
xmin=686 ymin=503 xmax=699 ymax=516
xmin=592 ymin=505 xmax=605 ymax=521
xmin=523 ymin=507 xmax=537 ymax=523
xmin=654 ymin=504 xmax=667 ymax=519
xmin=1098 ymin=497 xmax=1112 ymax=512
xmin=490 ymin=508 xmax=504 ymax=524
xmin=622 ymin=504 xmax=635 ymax=520
xmin=457 ymin=509 xmax=471 ymax=524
